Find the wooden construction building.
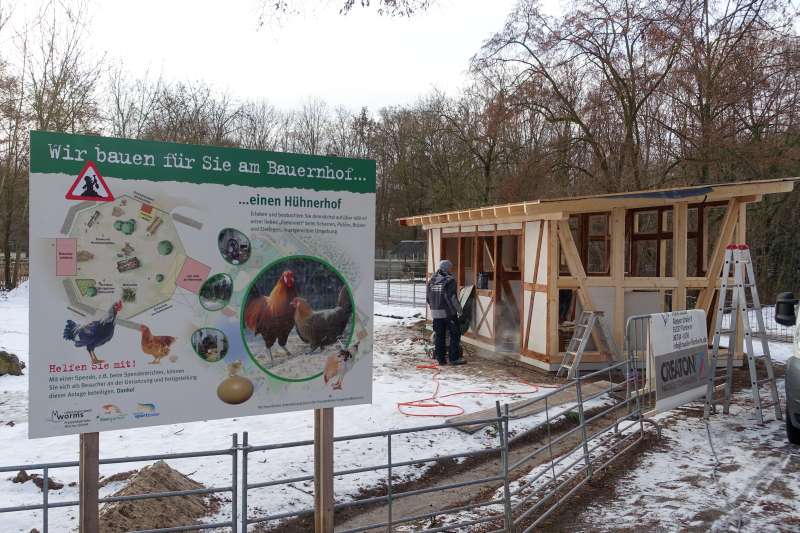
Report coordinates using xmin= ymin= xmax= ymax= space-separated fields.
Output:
xmin=398 ymin=178 xmax=798 ymax=371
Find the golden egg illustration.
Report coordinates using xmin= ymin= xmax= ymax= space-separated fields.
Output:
xmin=217 ymin=375 xmax=254 ymax=405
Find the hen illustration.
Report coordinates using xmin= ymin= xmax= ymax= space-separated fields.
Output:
xmin=244 ymin=270 xmax=297 ymax=362
xmin=139 ymin=325 xmax=176 ymax=364
xmin=323 ymin=346 xmax=354 ymax=390
xmin=292 ymin=287 xmax=352 ymax=352
xmin=63 ymin=301 xmax=122 ymax=364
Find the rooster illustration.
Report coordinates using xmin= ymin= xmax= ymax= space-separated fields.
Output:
xmin=63 ymin=301 xmax=122 ymax=364
xmin=244 ymin=270 xmax=297 ymax=363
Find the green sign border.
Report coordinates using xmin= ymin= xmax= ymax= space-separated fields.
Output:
xmin=30 ymin=130 xmax=376 ymax=194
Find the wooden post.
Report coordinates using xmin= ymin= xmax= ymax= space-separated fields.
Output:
xmin=546 ymin=221 xmax=560 ymax=360
xmin=314 ymin=408 xmax=334 ymax=533
xmin=673 ymin=202 xmax=688 ymax=310
xmin=610 ymin=208 xmax=626 ymax=352
xmin=79 ymin=432 xmax=99 ymax=533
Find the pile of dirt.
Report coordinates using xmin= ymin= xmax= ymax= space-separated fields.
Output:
xmin=99 ymin=461 xmax=220 ymax=533
xmin=12 ymin=470 xmax=64 ymax=491
xmin=0 ymin=351 xmax=25 ymax=376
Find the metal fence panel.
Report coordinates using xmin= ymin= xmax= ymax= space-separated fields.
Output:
xmin=374 ymin=259 xmax=426 ymax=307
xmin=1 ymin=362 xmax=659 ymax=532
xmin=0 ymin=436 xmax=239 ymax=533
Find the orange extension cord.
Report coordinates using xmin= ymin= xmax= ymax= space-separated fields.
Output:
xmin=396 ymin=362 xmax=555 ymax=418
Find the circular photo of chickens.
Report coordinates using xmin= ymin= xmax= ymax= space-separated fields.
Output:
xmin=191 ymin=328 xmax=229 ymax=362
xmin=199 ymin=273 xmax=233 ymax=311
xmin=218 ymin=228 xmax=251 ymax=266
xmin=241 ymin=256 xmax=355 ymax=382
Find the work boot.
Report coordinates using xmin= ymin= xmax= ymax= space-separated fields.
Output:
xmin=437 ymin=359 xmax=447 ymax=366
xmin=449 ymin=358 xmax=467 ymax=366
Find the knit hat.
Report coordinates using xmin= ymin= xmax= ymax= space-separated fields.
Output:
xmin=439 ymin=259 xmax=453 ymax=272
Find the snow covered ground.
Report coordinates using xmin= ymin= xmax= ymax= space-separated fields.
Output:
xmin=579 ymin=383 xmax=800 ymax=532
xmin=0 ymin=284 xmax=556 ymax=531
xmin=1 ymin=282 xmax=795 ymax=532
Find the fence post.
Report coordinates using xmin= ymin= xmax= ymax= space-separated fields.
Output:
xmin=412 ymin=270 xmax=416 ymax=307
xmin=241 ymin=432 xmax=248 ymax=533
xmin=496 ymin=402 xmax=513 ymax=532
xmin=574 ymin=378 xmax=593 ymax=479
xmin=231 ymin=433 xmax=238 ymax=533
xmin=42 ymin=465 xmax=49 ymax=533
xmin=387 ymin=433 xmax=393 ymax=530
xmin=387 ymin=257 xmax=392 ymax=304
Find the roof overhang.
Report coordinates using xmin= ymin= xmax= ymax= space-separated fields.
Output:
xmin=397 ymin=178 xmax=798 ymax=228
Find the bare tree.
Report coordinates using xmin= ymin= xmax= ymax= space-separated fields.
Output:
xmin=475 ymin=0 xmax=690 ymax=192
xmin=0 ymin=0 xmax=102 ymax=288
xmin=236 ymin=100 xmax=286 ymax=151
xmin=28 ymin=0 xmax=103 ymax=133
xmin=294 ymin=97 xmax=330 ymax=155
xmin=106 ymin=67 xmax=162 ymax=139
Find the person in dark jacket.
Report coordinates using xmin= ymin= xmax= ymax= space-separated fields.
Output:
xmin=426 ymin=260 xmax=466 ymax=365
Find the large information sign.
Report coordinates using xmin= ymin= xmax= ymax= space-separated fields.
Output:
xmin=649 ymin=309 xmax=710 ymax=412
xmin=29 ymin=131 xmax=375 ymax=438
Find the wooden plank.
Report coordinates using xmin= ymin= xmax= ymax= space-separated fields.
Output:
xmin=523 ymin=282 xmax=548 ymax=293
xmin=79 ymin=432 xmax=99 ymax=533
xmin=483 ymin=238 xmax=495 ymax=270
xmin=314 ymin=408 xmax=334 ymax=533
xmin=524 ymin=222 xmax=545 ymax=351
xmin=673 ymin=202 xmax=688 ymax=310
xmin=449 ymin=381 xmax=613 ymax=433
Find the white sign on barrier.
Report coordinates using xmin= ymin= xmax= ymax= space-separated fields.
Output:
xmin=649 ymin=309 xmax=710 ymax=412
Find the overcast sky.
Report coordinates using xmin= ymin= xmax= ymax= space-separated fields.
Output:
xmin=75 ymin=0 xmax=516 ymax=109
xmin=77 ymin=0 xmax=529 ymax=110
xmin=2 ymin=1 xmax=568 ymax=110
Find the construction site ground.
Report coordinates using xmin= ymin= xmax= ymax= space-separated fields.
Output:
xmin=329 ymin=322 xmax=800 ymax=532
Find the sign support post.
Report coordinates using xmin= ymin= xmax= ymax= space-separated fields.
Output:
xmin=79 ymin=432 xmax=100 ymax=533
xmin=314 ymin=408 xmax=334 ymax=533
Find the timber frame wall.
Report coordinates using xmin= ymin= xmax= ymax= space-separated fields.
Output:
xmin=403 ymin=179 xmax=798 ymax=372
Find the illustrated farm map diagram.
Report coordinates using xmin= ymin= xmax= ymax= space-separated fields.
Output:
xmin=57 ymin=194 xmax=208 ymax=323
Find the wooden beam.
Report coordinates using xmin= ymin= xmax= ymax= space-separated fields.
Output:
xmin=610 ymin=208 xmax=626 ymax=351
xmin=547 ymin=221 xmax=559 ymax=357
xmin=556 ymin=220 xmax=606 ymax=353
xmin=483 ymin=238 xmax=495 ymax=270
xmin=697 ymin=199 xmax=739 ymax=314
xmin=558 ymin=276 xmax=681 ymax=289
xmin=673 ymin=202 xmax=688 ymax=310
xmin=419 ymin=211 xmax=568 ymax=230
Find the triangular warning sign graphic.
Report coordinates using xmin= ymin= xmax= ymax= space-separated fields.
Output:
xmin=65 ymin=161 xmax=114 ymax=202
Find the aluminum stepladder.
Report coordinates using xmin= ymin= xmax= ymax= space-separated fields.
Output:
xmin=704 ymin=244 xmax=782 ymax=424
xmin=558 ymin=310 xmax=618 ymax=379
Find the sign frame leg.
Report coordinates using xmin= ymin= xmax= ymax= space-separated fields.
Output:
xmin=314 ymin=408 xmax=334 ymax=533
xmin=79 ymin=432 xmax=100 ymax=533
